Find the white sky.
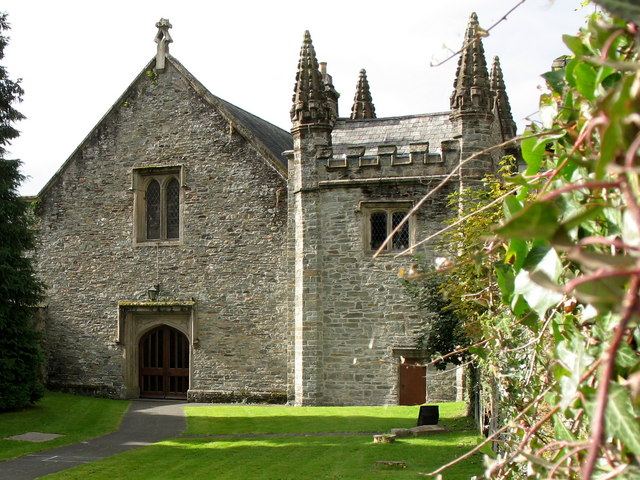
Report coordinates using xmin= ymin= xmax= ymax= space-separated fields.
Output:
xmin=2 ymin=0 xmax=590 ymax=195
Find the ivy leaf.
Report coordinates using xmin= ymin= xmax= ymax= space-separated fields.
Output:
xmin=557 ymin=336 xmax=593 ymax=409
xmin=573 ymin=274 xmax=630 ymax=311
xmin=522 ymin=246 xmax=563 ymax=280
xmin=616 ymin=341 xmax=639 ymax=370
xmin=563 ymin=34 xmax=588 ymax=56
xmin=511 ymin=294 xmax=531 ymax=317
xmin=503 ymin=196 xmax=523 ymax=219
xmin=513 ymin=247 xmax=564 ymax=317
xmin=594 ymin=0 xmax=640 ymax=25
xmin=494 ymin=201 xmax=559 ymax=241
xmin=622 ymin=209 xmax=640 ymax=255
xmin=514 ymin=270 xmax=563 ymax=318
xmin=495 ymin=262 xmax=515 ymax=303
xmin=553 ymin=414 xmax=576 ymax=442
xmin=604 ymin=383 xmax=640 ymax=456
xmin=573 ymin=62 xmax=598 ymax=100
xmin=542 ymin=69 xmax=566 ymax=95
xmin=505 ymin=238 xmax=529 ymax=272
xmin=520 ymin=134 xmax=547 ymax=176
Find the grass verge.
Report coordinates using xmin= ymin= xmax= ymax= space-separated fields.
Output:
xmin=44 ymin=402 xmax=483 ymax=479
xmin=0 ymin=391 xmax=130 ymax=462
xmin=184 ymin=401 xmax=472 ymax=435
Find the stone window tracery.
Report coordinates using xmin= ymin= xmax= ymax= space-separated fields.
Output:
xmin=362 ymin=202 xmax=413 ymax=253
xmin=146 ymin=180 xmax=161 ymax=239
xmin=133 ymin=166 xmax=183 ymax=245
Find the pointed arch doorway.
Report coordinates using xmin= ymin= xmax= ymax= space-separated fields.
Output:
xmin=139 ymin=325 xmax=189 ymax=399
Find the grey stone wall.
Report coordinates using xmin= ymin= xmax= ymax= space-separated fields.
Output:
xmin=299 ymin=176 xmax=457 ymax=406
xmin=425 ymin=364 xmax=464 ymax=403
xmin=34 ymin=61 xmax=289 ymax=399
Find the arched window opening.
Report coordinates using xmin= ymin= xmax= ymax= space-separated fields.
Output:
xmin=166 ymin=178 xmax=180 ymax=239
xmin=135 ymin=168 xmax=182 ymax=244
xmin=146 ymin=180 xmax=161 ymax=240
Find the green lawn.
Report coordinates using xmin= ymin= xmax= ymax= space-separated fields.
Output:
xmin=44 ymin=402 xmax=484 ymax=480
xmin=0 ymin=391 xmax=130 ymax=462
xmin=184 ymin=401 xmax=472 ymax=435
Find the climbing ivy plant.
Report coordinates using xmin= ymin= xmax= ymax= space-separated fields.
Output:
xmin=420 ymin=6 xmax=640 ymax=479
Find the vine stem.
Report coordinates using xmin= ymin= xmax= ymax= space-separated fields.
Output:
xmin=420 ymin=381 xmax=557 ymax=477
xmin=394 ymin=186 xmax=518 ymax=256
xmin=538 ymin=180 xmax=621 ymax=203
xmin=430 ymin=0 xmax=527 ymax=67
xmin=581 ymin=273 xmax=640 ymax=480
xmin=373 ymin=130 xmax=560 ymax=258
xmin=563 ymin=268 xmax=640 ymax=293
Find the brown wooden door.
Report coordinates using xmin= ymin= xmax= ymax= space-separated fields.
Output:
xmin=399 ymin=358 xmax=426 ymax=405
xmin=139 ymin=325 xmax=189 ymax=399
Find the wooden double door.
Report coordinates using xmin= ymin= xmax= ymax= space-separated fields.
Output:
xmin=139 ymin=325 xmax=189 ymax=399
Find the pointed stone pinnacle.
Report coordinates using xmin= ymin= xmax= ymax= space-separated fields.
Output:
xmin=291 ymin=31 xmax=333 ymax=127
xmin=490 ymin=56 xmax=517 ymax=139
xmin=450 ymin=12 xmax=491 ymax=114
xmin=350 ymin=69 xmax=376 ymax=120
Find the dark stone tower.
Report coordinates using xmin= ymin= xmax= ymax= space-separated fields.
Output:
xmin=288 ymin=31 xmax=335 ymax=405
xmin=449 ymin=12 xmax=496 ymax=178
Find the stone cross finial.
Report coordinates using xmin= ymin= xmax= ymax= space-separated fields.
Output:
xmin=154 ymin=18 xmax=173 ymax=72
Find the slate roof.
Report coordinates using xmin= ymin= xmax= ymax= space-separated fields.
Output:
xmin=331 ymin=112 xmax=455 ymax=157
xmin=37 ymin=55 xmax=293 ymax=198
xmin=168 ymin=56 xmax=292 ymax=175
xmin=215 ymin=95 xmax=293 ymax=169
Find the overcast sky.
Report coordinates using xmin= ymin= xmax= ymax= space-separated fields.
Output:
xmin=3 ymin=1 xmax=590 ymax=195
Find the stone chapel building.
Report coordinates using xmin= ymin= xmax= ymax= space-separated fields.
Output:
xmin=32 ymin=14 xmax=516 ymax=406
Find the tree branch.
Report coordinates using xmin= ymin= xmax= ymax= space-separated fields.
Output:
xmin=430 ymin=0 xmax=527 ymax=67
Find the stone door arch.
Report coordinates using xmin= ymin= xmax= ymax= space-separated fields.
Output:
xmin=117 ymin=301 xmax=196 ymax=399
xmin=139 ymin=325 xmax=189 ymax=399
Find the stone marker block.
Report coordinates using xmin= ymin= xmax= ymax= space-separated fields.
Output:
xmin=390 ymin=428 xmax=412 ymax=438
xmin=410 ymin=424 xmax=448 ymax=436
xmin=373 ymin=434 xmax=396 ymax=443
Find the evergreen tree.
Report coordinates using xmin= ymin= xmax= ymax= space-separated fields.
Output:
xmin=0 ymin=12 xmax=45 ymax=411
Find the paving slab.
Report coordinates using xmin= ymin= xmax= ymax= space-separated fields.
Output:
xmin=6 ymin=432 xmax=65 ymax=443
xmin=0 ymin=399 xmax=186 ymax=480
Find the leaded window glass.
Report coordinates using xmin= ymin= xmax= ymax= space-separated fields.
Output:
xmin=146 ymin=180 xmax=161 ymax=240
xmin=166 ymin=178 xmax=180 ymax=239
xmin=370 ymin=212 xmax=388 ymax=250
xmin=391 ymin=211 xmax=410 ymax=250
xmin=136 ymin=168 xmax=182 ymax=244
xmin=366 ymin=206 xmax=411 ymax=252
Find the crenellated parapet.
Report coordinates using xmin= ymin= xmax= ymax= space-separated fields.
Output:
xmin=318 ymin=114 xmax=460 ymax=183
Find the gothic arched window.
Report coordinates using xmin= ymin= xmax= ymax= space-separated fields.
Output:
xmin=146 ymin=180 xmax=161 ymax=240
xmin=134 ymin=167 xmax=183 ymax=244
xmin=166 ymin=178 xmax=180 ymax=240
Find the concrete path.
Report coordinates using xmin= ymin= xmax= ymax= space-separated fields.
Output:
xmin=0 ymin=400 xmax=186 ymax=480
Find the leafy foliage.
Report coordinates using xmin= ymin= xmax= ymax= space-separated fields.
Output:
xmin=0 ymin=12 xmax=45 ymax=411
xmin=411 ymin=5 xmax=640 ymax=479
xmin=461 ymin=10 xmax=638 ymax=480
xmin=401 ymin=274 xmax=468 ymax=369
